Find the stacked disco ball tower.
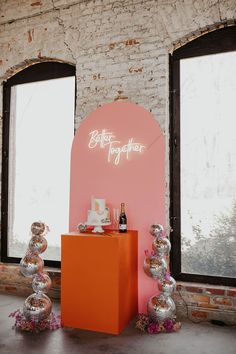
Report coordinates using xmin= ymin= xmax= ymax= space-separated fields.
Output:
xmin=143 ymin=223 xmax=176 ymax=323
xmin=20 ymin=221 xmax=52 ymax=323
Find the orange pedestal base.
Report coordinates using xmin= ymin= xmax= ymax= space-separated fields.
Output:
xmin=61 ymin=230 xmax=138 ymax=334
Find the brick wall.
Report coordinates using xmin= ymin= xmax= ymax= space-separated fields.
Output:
xmin=2 ymin=261 xmax=236 ymax=325
xmin=0 ymin=262 xmax=60 ymax=300
xmin=173 ymin=282 xmax=236 ymax=325
xmin=1 ymin=0 xmax=235 ymax=132
xmin=0 ymin=0 xmax=236 ymax=321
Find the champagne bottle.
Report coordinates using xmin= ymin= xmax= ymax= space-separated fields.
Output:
xmin=119 ymin=203 xmax=127 ymax=233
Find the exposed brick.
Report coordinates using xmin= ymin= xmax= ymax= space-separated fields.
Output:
xmin=31 ymin=1 xmax=42 ymax=6
xmin=125 ymin=39 xmax=140 ymax=46
xmin=114 ymin=96 xmax=128 ymax=101
xmin=192 ymin=295 xmax=210 ymax=303
xmin=213 ymin=297 xmax=233 ymax=306
xmin=92 ymin=73 xmax=103 ymax=80
xmin=176 ymin=284 xmax=184 ymax=291
xmin=27 ymin=29 xmax=34 ymax=43
xmin=5 ymin=286 xmax=17 ymax=292
xmin=129 ymin=67 xmax=143 ymax=73
xmin=0 ymin=264 xmax=6 ymax=271
xmin=227 ymin=289 xmax=236 ymax=297
xmin=198 ymin=303 xmax=219 ymax=309
xmin=206 ymin=288 xmax=225 ymax=296
xmin=185 ymin=286 xmax=203 ymax=293
xmin=191 ymin=310 xmax=208 ymax=319
xmin=51 ymin=277 xmax=61 ymax=287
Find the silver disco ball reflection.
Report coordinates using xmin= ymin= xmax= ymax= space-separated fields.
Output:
xmin=143 ymin=255 xmax=167 ymax=280
xmin=32 ymin=272 xmax=52 ymax=294
xmin=23 ymin=293 xmax=52 ymax=322
xmin=20 ymin=253 xmax=44 ymax=277
xmin=158 ymin=276 xmax=176 ymax=296
xmin=31 ymin=221 xmax=47 ymax=236
xmin=152 ymin=237 xmax=171 ymax=257
xmin=149 ymin=224 xmax=164 ymax=237
xmin=147 ymin=294 xmax=176 ymax=322
xmin=28 ymin=235 xmax=47 ymax=254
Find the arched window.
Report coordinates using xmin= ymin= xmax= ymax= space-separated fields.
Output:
xmin=170 ymin=26 xmax=236 ymax=286
xmin=1 ymin=62 xmax=76 ymax=267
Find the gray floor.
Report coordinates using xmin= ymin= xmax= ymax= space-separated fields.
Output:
xmin=0 ymin=293 xmax=236 ymax=354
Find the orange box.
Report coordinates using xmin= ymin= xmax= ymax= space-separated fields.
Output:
xmin=61 ymin=230 xmax=138 ymax=334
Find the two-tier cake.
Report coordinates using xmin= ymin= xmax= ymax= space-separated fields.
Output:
xmin=86 ymin=197 xmax=110 ymax=232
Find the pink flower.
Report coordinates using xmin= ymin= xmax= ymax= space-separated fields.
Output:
xmin=135 ymin=313 xmax=149 ymax=332
xmin=165 ymin=272 xmax=171 ymax=281
xmin=173 ymin=322 xmax=182 ymax=331
xmin=164 ymin=319 xmax=174 ymax=332
xmin=9 ymin=309 xmax=61 ymax=332
xmin=147 ymin=322 xmax=160 ymax=334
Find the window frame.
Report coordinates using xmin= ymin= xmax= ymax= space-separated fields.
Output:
xmin=169 ymin=26 xmax=236 ymax=287
xmin=1 ymin=61 xmax=76 ymax=268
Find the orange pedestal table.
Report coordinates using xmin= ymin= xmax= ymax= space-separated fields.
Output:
xmin=61 ymin=230 xmax=138 ymax=334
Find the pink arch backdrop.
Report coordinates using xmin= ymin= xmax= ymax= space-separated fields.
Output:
xmin=69 ymin=101 xmax=165 ymax=312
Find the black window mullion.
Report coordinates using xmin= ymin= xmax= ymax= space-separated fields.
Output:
xmin=1 ymin=83 xmax=11 ymax=262
xmin=170 ymin=56 xmax=181 ymax=278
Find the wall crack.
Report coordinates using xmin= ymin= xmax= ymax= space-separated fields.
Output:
xmin=55 ymin=10 xmax=77 ymax=63
xmin=217 ymin=0 xmax=223 ymax=21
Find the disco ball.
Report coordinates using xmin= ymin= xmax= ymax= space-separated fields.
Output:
xmin=28 ymin=235 xmax=47 ymax=254
xmin=152 ymin=237 xmax=171 ymax=257
xmin=23 ymin=293 xmax=52 ymax=322
xmin=158 ymin=276 xmax=176 ymax=296
xmin=32 ymin=272 xmax=52 ymax=294
xmin=147 ymin=294 xmax=176 ymax=322
xmin=20 ymin=253 xmax=44 ymax=277
xmin=31 ymin=221 xmax=47 ymax=236
xmin=143 ymin=255 xmax=167 ymax=280
xmin=149 ymin=224 xmax=164 ymax=238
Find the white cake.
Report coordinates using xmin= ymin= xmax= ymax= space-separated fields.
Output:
xmin=87 ymin=198 xmax=110 ymax=225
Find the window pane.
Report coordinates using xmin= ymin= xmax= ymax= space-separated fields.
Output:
xmin=8 ymin=77 xmax=75 ymax=261
xmin=180 ymin=51 xmax=236 ymax=278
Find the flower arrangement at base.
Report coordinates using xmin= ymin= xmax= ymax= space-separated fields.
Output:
xmin=135 ymin=313 xmax=181 ymax=334
xmin=9 ymin=309 xmax=61 ymax=333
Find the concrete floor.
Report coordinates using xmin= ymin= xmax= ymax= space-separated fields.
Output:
xmin=0 ymin=293 xmax=236 ymax=354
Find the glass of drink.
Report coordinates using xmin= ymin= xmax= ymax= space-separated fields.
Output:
xmin=112 ymin=208 xmax=119 ymax=232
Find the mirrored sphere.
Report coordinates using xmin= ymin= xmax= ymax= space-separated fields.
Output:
xmin=20 ymin=253 xmax=44 ymax=277
xmin=158 ymin=276 xmax=176 ymax=296
xmin=77 ymin=223 xmax=87 ymax=233
xmin=149 ymin=224 xmax=164 ymax=237
xmin=147 ymin=294 xmax=176 ymax=322
xmin=143 ymin=255 xmax=167 ymax=280
xmin=31 ymin=221 xmax=46 ymax=236
xmin=29 ymin=236 xmax=47 ymax=254
xmin=32 ymin=272 xmax=52 ymax=294
xmin=152 ymin=237 xmax=171 ymax=257
xmin=23 ymin=293 xmax=52 ymax=322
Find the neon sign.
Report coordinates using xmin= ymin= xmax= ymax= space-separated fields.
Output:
xmin=88 ymin=129 xmax=146 ymax=165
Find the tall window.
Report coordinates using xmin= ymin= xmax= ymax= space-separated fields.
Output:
xmin=170 ymin=26 xmax=236 ymax=286
xmin=1 ymin=62 xmax=75 ymax=267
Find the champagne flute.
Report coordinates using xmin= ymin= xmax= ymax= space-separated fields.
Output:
xmin=113 ymin=208 xmax=119 ymax=232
